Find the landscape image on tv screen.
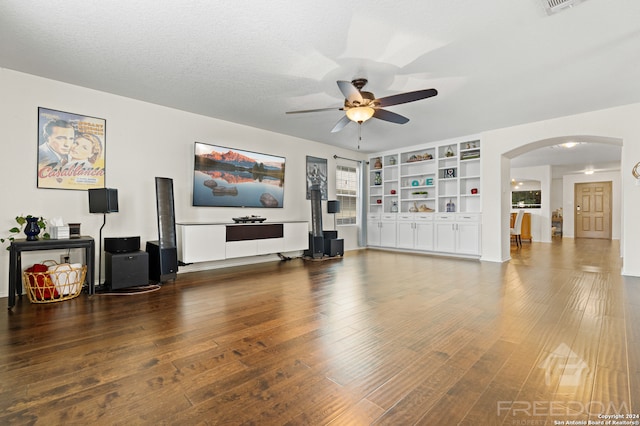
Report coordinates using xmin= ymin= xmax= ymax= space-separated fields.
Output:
xmin=193 ymin=142 xmax=285 ymax=208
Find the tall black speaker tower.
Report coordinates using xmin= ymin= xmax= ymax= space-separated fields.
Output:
xmin=147 ymin=177 xmax=178 ymax=283
xmin=303 ymin=184 xmax=324 ymax=259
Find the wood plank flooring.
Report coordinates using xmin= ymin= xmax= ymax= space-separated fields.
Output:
xmin=1 ymin=238 xmax=639 ymax=425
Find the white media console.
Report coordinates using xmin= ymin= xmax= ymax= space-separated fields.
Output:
xmin=176 ymin=221 xmax=309 ymax=264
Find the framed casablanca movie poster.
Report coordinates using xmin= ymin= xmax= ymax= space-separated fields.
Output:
xmin=306 ymin=156 xmax=328 ymax=200
xmin=37 ymin=107 xmax=106 ymax=190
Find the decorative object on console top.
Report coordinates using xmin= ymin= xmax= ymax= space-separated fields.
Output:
xmin=1 ymin=215 xmax=50 ymax=248
xmin=232 ymin=215 xmax=267 ymax=223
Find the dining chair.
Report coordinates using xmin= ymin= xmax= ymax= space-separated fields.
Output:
xmin=510 ymin=209 xmax=525 ymax=248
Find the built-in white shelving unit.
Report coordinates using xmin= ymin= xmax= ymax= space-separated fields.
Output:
xmin=367 ymin=137 xmax=482 ymax=257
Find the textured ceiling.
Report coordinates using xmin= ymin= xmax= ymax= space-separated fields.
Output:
xmin=1 ymin=0 xmax=638 ymax=165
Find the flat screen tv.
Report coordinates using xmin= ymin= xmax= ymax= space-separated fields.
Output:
xmin=193 ymin=142 xmax=285 ymax=208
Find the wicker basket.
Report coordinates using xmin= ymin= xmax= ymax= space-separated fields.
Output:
xmin=23 ymin=260 xmax=86 ymax=303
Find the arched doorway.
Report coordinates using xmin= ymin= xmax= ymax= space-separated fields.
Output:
xmin=501 ymin=135 xmax=622 ymax=258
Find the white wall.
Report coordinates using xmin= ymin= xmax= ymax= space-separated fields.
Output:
xmin=551 ymin=178 xmax=563 ymax=213
xmin=0 ymin=69 xmax=367 ymax=298
xmin=481 ymin=103 xmax=640 ymax=276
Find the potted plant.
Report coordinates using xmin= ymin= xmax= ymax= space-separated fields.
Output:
xmin=1 ymin=215 xmax=49 ymax=249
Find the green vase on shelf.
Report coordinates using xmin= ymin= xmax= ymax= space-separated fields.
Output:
xmin=374 ymin=171 xmax=382 ymax=185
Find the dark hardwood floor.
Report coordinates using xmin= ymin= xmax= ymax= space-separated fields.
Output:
xmin=1 ymin=238 xmax=639 ymax=425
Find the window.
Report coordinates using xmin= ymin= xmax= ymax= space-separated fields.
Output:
xmin=336 ymin=165 xmax=358 ymax=225
xmin=511 ymin=190 xmax=542 ymax=208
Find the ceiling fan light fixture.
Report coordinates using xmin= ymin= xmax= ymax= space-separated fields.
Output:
xmin=346 ymin=106 xmax=375 ymax=123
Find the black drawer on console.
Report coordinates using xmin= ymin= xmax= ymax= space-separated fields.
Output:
xmin=226 ymin=223 xmax=284 ymax=242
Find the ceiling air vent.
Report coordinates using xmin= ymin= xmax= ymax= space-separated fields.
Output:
xmin=541 ymin=0 xmax=587 ymax=15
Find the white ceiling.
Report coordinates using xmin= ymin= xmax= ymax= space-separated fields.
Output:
xmin=1 ymin=1 xmax=638 ymax=171
xmin=510 ymin=139 xmax=622 ymax=177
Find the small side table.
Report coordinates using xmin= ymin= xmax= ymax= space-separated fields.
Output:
xmin=552 ymin=215 xmax=563 ymax=237
xmin=8 ymin=236 xmax=95 ymax=309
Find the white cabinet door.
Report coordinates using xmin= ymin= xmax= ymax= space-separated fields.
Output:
xmin=177 ymin=224 xmax=226 ymax=263
xmin=434 ymin=221 xmax=456 ymax=253
xmin=435 ymin=214 xmax=480 ymax=255
xmin=368 ymin=214 xmax=396 ymax=248
xmin=379 ymin=214 xmax=397 ymax=247
xmin=456 ymin=222 xmax=480 ymax=255
xmin=397 ymin=221 xmax=415 ymax=249
xmin=380 ymin=221 xmax=397 ymax=247
xmin=415 ymin=221 xmax=434 ymax=251
xmin=367 ymin=220 xmax=381 ymax=246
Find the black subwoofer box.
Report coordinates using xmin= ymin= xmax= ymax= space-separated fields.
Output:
xmin=146 ymin=241 xmax=177 ymax=283
xmin=105 ymin=251 xmax=149 ymax=290
xmin=104 ymin=236 xmax=140 ymax=253
xmin=323 ymin=230 xmax=338 ymax=240
xmin=324 ymin=238 xmax=344 ymax=257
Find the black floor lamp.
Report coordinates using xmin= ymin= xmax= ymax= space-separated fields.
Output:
xmin=88 ymin=188 xmax=119 ymax=289
xmin=328 ymin=200 xmax=341 ymax=230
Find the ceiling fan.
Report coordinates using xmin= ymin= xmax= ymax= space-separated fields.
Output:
xmin=286 ymin=78 xmax=438 ymax=133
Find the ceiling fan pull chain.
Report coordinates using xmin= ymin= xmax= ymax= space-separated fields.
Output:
xmin=358 ymin=123 xmax=362 ymax=150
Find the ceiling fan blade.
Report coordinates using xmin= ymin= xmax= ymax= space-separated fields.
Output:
xmin=331 ymin=115 xmax=352 ymax=133
xmin=286 ymin=107 xmax=343 ymax=114
xmin=375 ymin=88 xmax=438 ymax=108
xmin=337 ymin=80 xmax=363 ymax=105
xmin=373 ymin=108 xmax=410 ymax=124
